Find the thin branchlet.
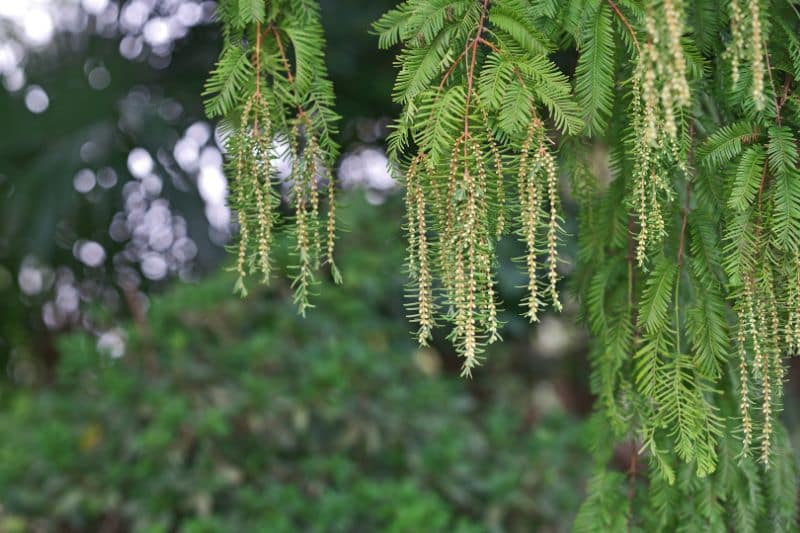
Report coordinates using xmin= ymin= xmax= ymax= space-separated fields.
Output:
xmin=540 ymin=142 xmax=562 ymax=312
xmin=738 ymin=318 xmax=753 ymax=456
xmin=380 ymin=0 xmax=575 ymax=375
xmin=404 ymin=155 xmax=435 ymax=344
xmin=728 ymin=0 xmax=745 ymax=85
xmin=630 ymin=13 xmax=686 ymax=267
xmin=519 ymin=120 xmax=540 ymax=321
xmin=206 ymin=3 xmax=339 ymax=307
xmin=210 ymin=0 xmax=800 ymax=503
xmin=749 ymin=0 xmax=765 ymax=110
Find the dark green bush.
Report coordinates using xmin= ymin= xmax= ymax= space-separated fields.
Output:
xmin=0 ymin=198 xmax=590 ymax=532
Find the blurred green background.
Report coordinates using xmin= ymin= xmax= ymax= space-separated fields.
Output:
xmin=0 ymin=1 xmax=796 ymax=532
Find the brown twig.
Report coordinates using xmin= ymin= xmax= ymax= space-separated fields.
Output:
xmin=752 ymin=160 xmax=770 ymax=245
xmin=464 ymin=0 xmax=491 ymax=134
xmin=422 ymin=0 xmax=491 ymax=148
xmin=763 ymin=41 xmax=780 ymax=123
xmin=607 ymin=0 xmax=640 ymax=56
xmin=478 ymin=37 xmax=527 ymax=86
xmin=776 ymin=75 xmax=793 ymax=126
xmin=439 ymin=48 xmax=469 ymax=92
xmin=271 ymin=25 xmax=294 ymax=84
xmin=677 ymin=125 xmax=696 ymax=269
xmin=255 ymin=23 xmax=262 ymax=97
xmin=477 ymin=36 xmax=497 ymax=52
xmin=270 ymin=25 xmax=308 ymax=119
xmin=676 ymin=181 xmax=692 ymax=269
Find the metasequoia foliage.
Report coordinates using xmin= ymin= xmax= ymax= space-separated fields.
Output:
xmin=206 ymin=0 xmax=800 ymax=526
xmin=558 ymin=0 xmax=800 ymax=528
xmin=374 ymin=0 xmax=580 ymax=375
xmin=373 ymin=0 xmax=800 ymax=525
xmin=203 ymin=0 xmax=341 ymax=314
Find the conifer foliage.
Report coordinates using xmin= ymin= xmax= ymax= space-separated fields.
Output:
xmin=207 ymin=0 xmax=800 ymax=527
xmin=557 ymin=0 xmax=799 ymax=529
xmin=376 ymin=0 xmax=800 ymax=527
xmin=203 ymin=0 xmax=341 ymax=313
xmin=374 ymin=0 xmax=581 ymax=376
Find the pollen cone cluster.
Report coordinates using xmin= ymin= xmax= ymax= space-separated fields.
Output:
xmin=404 ymin=116 xmax=563 ymax=376
xmin=228 ymin=105 xmax=338 ymax=312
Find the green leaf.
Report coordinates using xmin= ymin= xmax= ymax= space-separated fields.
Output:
xmin=239 ymin=0 xmax=265 ymax=24
xmin=698 ymin=122 xmax=760 ymax=170
xmin=284 ymin=25 xmax=326 ymax=94
xmin=392 ymin=29 xmax=454 ymax=103
xmin=638 ymin=257 xmax=677 ymax=335
xmin=686 ymin=280 xmax=728 ymax=379
xmin=372 ymin=6 xmax=411 ymax=49
xmin=514 ymin=54 xmax=583 ymax=135
xmin=767 ymin=126 xmax=799 ymax=175
xmin=574 ymin=470 xmax=629 ymax=532
xmin=771 ymin=165 xmax=800 ymax=251
xmin=202 ymin=45 xmax=253 ymax=118
xmin=728 ymin=145 xmax=765 ymax=212
xmin=498 ymin=80 xmax=532 ymax=136
xmin=489 ymin=3 xmax=551 ymax=57
xmin=769 ymin=127 xmax=800 ymax=250
xmin=574 ymin=3 xmax=615 ymax=135
xmin=478 ymin=52 xmax=515 ymax=109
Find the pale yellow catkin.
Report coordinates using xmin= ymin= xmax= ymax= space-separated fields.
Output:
xmin=460 ymin=138 xmax=481 ymax=376
xmin=234 ymin=99 xmax=256 ymax=287
xmin=541 ymin=143 xmax=561 ymax=312
xmin=290 ymin=123 xmax=314 ymax=314
xmin=252 ymin=97 xmax=274 ymax=281
xmin=325 ymin=165 xmax=337 ymax=270
xmin=405 ymin=155 xmax=434 ymax=345
xmin=738 ymin=319 xmax=753 ymax=455
xmin=404 ymin=159 xmax=419 ymax=278
xmin=661 ymin=0 xmax=691 ymax=106
xmin=306 ymin=133 xmax=321 ymax=269
xmin=519 ymin=121 xmax=540 ymax=321
xmin=744 ymin=272 xmax=773 ymax=465
xmin=749 ymin=0 xmax=765 ymax=110
xmin=729 ymin=0 xmax=745 ymax=85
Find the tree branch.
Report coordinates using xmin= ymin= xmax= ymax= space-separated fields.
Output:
xmin=607 ymin=0 xmax=640 ymax=56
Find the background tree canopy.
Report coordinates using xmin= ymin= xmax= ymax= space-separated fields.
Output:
xmin=0 ymin=0 xmax=799 ymax=531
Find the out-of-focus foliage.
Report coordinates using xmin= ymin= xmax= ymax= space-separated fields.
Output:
xmin=0 ymin=0 xmax=400 ymax=375
xmin=0 ymin=198 xmax=590 ymax=532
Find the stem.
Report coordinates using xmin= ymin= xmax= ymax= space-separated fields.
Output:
xmin=675 ymin=170 xmax=692 ymax=356
xmin=464 ymin=0 xmax=491 ymax=135
xmin=676 ymin=183 xmax=691 ymax=269
xmin=607 ymin=0 xmax=641 ymax=55
xmin=272 ymin=26 xmax=294 ymax=84
xmin=756 ymin=159 xmax=769 ymax=212
xmin=270 ymin=25 xmax=307 ymax=119
xmin=478 ymin=37 xmax=526 ymax=85
xmin=763 ymin=38 xmax=779 ymax=123
xmin=776 ymin=75 xmax=792 ymax=126
xmin=255 ymin=23 xmax=262 ymax=97
xmin=477 ymin=37 xmax=497 ymax=52
xmin=627 ymin=216 xmax=635 ymax=310
xmin=439 ymin=48 xmax=469 ymax=91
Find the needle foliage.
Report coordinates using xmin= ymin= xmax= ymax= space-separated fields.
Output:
xmin=204 ymin=0 xmax=341 ymax=314
xmin=207 ymin=1 xmax=800 ymax=527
